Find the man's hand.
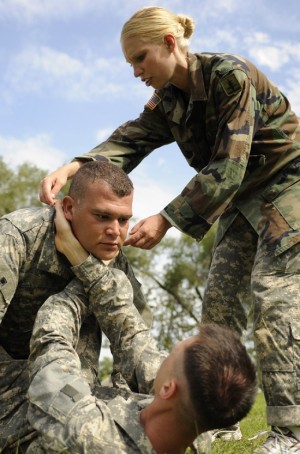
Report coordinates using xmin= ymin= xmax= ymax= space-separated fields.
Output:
xmin=54 ymin=201 xmax=88 ymax=266
xmin=124 ymin=213 xmax=171 ymax=249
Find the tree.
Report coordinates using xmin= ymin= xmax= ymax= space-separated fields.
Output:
xmin=0 ymin=158 xmax=47 ymax=216
xmin=125 ymin=225 xmax=217 ymax=350
xmin=0 ymin=158 xmax=70 ymax=216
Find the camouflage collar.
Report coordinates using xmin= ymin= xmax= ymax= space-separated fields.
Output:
xmin=187 ymin=52 xmax=208 ymax=102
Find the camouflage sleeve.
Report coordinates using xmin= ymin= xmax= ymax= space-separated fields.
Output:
xmin=71 ymin=255 xmax=165 ymax=393
xmin=73 ymin=104 xmax=174 ymax=174
xmin=27 ymin=281 xmax=134 ymax=453
xmin=28 ymin=256 xmax=163 ymax=451
xmin=0 ymin=220 xmax=25 ymax=323
xmin=111 ymin=250 xmax=153 ymax=328
xmin=163 ymin=70 xmax=256 ymax=240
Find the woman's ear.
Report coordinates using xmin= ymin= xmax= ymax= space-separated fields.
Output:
xmin=164 ymin=33 xmax=176 ymax=51
xmin=61 ymin=196 xmax=75 ymax=221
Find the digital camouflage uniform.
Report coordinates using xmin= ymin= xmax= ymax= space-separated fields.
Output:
xmin=0 ymin=206 xmax=152 ymax=452
xmin=74 ymin=52 xmax=300 ymax=427
xmin=27 ymin=255 xmax=165 ymax=453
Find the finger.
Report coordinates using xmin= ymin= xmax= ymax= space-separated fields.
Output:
xmin=127 ymin=240 xmax=154 ymax=250
xmin=129 ymin=221 xmax=144 ymax=235
xmin=124 ymin=237 xmax=142 ymax=247
xmin=124 ymin=230 xmax=145 ymax=246
xmin=140 ymin=238 xmax=157 ymax=249
xmin=54 ymin=200 xmax=63 ymax=214
xmin=39 ymin=181 xmax=55 ymax=205
xmin=39 ymin=187 xmax=53 ymax=205
xmin=40 ymin=178 xmax=62 ymax=205
xmin=125 ymin=235 xmax=156 ymax=250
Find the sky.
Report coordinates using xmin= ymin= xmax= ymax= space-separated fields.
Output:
xmin=1 ymin=0 xmax=300 ymax=231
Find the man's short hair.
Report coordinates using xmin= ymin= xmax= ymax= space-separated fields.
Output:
xmin=68 ymin=160 xmax=134 ymax=199
xmin=184 ymin=323 xmax=257 ymax=431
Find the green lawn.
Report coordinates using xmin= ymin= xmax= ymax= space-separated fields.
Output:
xmin=211 ymin=391 xmax=269 ymax=453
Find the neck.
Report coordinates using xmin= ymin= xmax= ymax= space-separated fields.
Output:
xmin=170 ymin=53 xmax=190 ymax=94
xmin=140 ymin=402 xmax=195 ymax=454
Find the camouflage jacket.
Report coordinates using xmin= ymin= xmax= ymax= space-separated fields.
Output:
xmin=75 ymin=52 xmax=300 ymax=255
xmin=28 ymin=255 xmax=163 ymax=453
xmin=0 ymin=206 xmax=150 ymax=383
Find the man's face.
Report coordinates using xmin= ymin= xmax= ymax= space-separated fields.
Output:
xmin=63 ymin=181 xmax=133 ymax=261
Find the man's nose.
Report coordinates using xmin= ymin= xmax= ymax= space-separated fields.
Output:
xmin=106 ymin=220 xmax=120 ymax=235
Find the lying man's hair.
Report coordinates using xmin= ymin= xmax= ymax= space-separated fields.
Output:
xmin=185 ymin=323 xmax=257 ymax=431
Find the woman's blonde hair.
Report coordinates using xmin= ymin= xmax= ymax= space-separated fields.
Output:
xmin=121 ymin=6 xmax=195 ymax=54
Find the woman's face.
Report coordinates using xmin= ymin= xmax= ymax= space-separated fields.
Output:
xmin=123 ymin=36 xmax=176 ymax=90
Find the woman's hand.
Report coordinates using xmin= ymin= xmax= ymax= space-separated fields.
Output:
xmin=39 ymin=162 xmax=82 ymax=205
xmin=54 ymin=201 xmax=88 ymax=266
xmin=124 ymin=213 xmax=172 ymax=249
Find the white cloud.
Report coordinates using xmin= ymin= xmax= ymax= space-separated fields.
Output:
xmin=157 ymin=158 xmax=166 ymax=167
xmin=96 ymin=128 xmax=114 ymax=142
xmin=131 ymin=169 xmax=172 ymax=214
xmin=192 ymin=29 xmax=238 ymax=52
xmin=0 ymin=0 xmax=106 ymax=21
xmin=132 ymin=177 xmax=171 ymax=220
xmin=3 ymin=45 xmax=142 ymax=103
xmin=249 ymin=45 xmax=290 ymax=71
xmin=0 ymin=0 xmax=159 ymax=22
xmin=0 ymin=134 xmax=67 ymax=171
xmin=285 ymin=71 xmax=300 ymax=116
xmin=245 ymin=34 xmax=300 ymax=71
xmin=130 ymin=170 xmax=181 ymax=239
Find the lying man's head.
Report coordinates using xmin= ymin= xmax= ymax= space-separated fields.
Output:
xmin=183 ymin=323 xmax=257 ymax=432
xmin=151 ymin=323 xmax=256 ymax=439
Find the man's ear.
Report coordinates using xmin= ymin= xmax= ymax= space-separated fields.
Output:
xmin=159 ymin=379 xmax=177 ymax=400
xmin=164 ymin=33 xmax=176 ymax=51
xmin=62 ymin=196 xmax=75 ymax=221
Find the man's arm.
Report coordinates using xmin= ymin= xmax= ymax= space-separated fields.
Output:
xmin=0 ymin=221 xmax=24 ymax=324
xmin=53 ymin=201 xmax=165 ymax=392
xmin=28 ymin=205 xmax=163 ymax=450
xmin=72 ymin=255 xmax=164 ymax=392
xmin=28 ymin=281 xmax=139 ymax=453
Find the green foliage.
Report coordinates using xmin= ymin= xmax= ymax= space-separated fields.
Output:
xmin=0 ymin=158 xmax=47 ymax=216
xmin=98 ymin=356 xmax=113 ymax=382
xmin=125 ymin=222 xmax=256 ymax=366
xmin=0 ymin=158 xmax=70 ymax=217
xmin=125 ymin=225 xmax=217 ymax=350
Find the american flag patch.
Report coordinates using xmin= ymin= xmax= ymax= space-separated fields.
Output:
xmin=146 ymin=92 xmax=162 ymax=110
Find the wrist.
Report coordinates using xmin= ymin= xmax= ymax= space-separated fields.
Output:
xmin=58 ymin=235 xmax=88 ymax=266
xmin=66 ymin=161 xmax=82 ymax=179
xmin=159 ymin=213 xmax=172 ymax=231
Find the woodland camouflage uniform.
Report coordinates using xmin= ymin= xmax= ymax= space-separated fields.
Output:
xmin=27 ymin=255 xmax=164 ymax=453
xmin=0 ymin=206 xmax=152 ymax=452
xmin=75 ymin=52 xmax=300 ymax=427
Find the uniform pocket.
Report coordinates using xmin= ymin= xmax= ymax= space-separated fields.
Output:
xmin=262 ymin=161 xmax=300 ymax=230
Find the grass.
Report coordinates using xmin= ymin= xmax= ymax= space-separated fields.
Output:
xmin=211 ymin=390 xmax=269 ymax=453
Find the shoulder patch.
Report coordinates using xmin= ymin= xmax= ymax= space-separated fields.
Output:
xmin=220 ymin=73 xmax=241 ymax=96
xmin=146 ymin=92 xmax=162 ymax=110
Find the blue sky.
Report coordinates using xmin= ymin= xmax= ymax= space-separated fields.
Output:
xmin=1 ymin=0 xmax=299 ymax=227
